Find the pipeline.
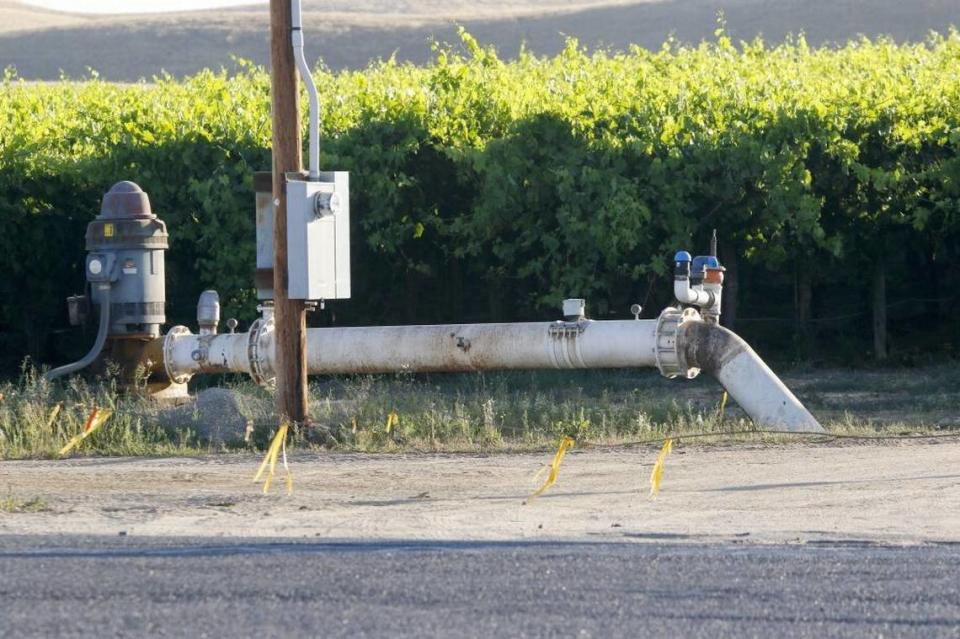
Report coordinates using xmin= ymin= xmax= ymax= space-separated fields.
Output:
xmin=159 ymin=308 xmax=824 ymax=433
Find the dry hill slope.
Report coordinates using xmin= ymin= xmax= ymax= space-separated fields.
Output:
xmin=0 ymin=0 xmax=958 ymax=80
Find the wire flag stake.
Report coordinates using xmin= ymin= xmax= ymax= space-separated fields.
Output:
xmin=649 ymin=438 xmax=674 ymax=498
xmin=59 ymin=407 xmax=113 ymax=457
xmin=528 ymin=436 xmax=576 ymax=501
xmin=253 ymin=421 xmax=293 ymax=495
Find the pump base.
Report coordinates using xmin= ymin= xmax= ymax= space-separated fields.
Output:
xmin=145 ymin=381 xmax=192 ymax=406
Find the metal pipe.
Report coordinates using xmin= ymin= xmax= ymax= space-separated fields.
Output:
xmin=305 ymin=320 xmax=659 ymax=374
xmin=164 ymin=319 xmax=659 ymax=381
xmin=680 ymin=321 xmax=823 ymax=432
xmin=160 ymin=316 xmax=821 ymax=431
xmin=674 ymin=279 xmax=713 ymax=307
xmin=291 ymin=0 xmax=320 ymax=180
xmin=45 ymin=285 xmax=111 ymax=382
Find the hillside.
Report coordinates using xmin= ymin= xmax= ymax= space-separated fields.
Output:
xmin=1 ymin=0 xmax=958 ymax=80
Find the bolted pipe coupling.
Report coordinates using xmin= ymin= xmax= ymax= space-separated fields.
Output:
xmin=655 ymin=306 xmax=701 ymax=379
xmin=162 ymin=325 xmax=194 ymax=384
xmin=247 ymin=315 xmax=276 ymax=386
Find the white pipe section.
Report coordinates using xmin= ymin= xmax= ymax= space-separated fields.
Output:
xmin=674 ymin=278 xmax=713 ymax=306
xmin=305 ymin=321 xmax=659 ymax=374
xmin=161 ymin=317 xmax=822 ymax=431
xmin=165 ymin=329 xmax=254 ymax=377
xmin=291 ymin=0 xmax=320 ymax=180
xmin=165 ymin=320 xmax=658 ymax=379
xmin=714 ymin=350 xmax=820 ymax=431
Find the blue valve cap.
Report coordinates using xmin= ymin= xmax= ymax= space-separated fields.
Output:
xmin=674 ymin=250 xmax=692 ymax=263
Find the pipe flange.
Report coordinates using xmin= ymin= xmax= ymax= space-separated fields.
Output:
xmin=655 ymin=307 xmax=701 ymax=379
xmin=163 ymin=325 xmax=193 ymax=384
xmin=247 ymin=316 xmax=276 ymax=387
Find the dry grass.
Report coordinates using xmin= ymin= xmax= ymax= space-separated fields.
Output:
xmin=0 ymin=493 xmax=50 ymax=513
xmin=1 ymin=362 xmax=956 ymax=459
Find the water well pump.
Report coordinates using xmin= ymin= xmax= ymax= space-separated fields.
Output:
xmin=46 ymin=181 xmax=168 ymax=381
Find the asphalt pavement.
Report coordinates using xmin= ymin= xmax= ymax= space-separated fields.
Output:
xmin=1 ymin=536 xmax=959 ymax=638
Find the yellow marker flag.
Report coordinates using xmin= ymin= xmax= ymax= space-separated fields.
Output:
xmin=59 ymin=407 xmax=114 ymax=457
xmin=717 ymin=391 xmax=729 ymax=422
xmin=385 ymin=411 xmax=399 ymax=434
xmin=253 ymin=422 xmax=292 ymax=495
xmin=649 ymin=438 xmax=673 ymax=498
xmin=46 ymin=402 xmax=63 ymax=431
xmin=528 ymin=436 xmax=575 ymax=500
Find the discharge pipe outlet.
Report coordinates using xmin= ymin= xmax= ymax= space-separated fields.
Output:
xmin=679 ymin=321 xmax=822 ymax=432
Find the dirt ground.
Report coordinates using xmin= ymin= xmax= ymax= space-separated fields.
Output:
xmin=1 ymin=0 xmax=959 ymax=80
xmin=3 ymin=440 xmax=958 ymax=544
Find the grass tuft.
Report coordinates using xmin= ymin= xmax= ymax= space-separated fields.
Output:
xmin=0 ymin=493 xmax=50 ymax=513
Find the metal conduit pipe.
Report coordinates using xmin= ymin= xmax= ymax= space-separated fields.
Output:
xmin=679 ymin=321 xmax=823 ymax=433
xmin=45 ymin=285 xmax=112 ymax=382
xmin=291 ymin=0 xmax=320 ymax=180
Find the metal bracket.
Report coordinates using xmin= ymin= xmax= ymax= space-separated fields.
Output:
xmin=548 ymin=321 xmax=587 ymax=340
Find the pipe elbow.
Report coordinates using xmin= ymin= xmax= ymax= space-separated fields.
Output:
xmin=679 ymin=321 xmax=823 ymax=433
xmin=678 ymin=321 xmax=744 ymax=376
xmin=674 ymin=279 xmax=712 ymax=306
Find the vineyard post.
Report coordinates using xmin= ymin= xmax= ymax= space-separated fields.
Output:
xmin=269 ymin=0 xmax=309 ymax=424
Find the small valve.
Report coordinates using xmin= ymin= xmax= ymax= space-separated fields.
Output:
xmin=630 ymin=304 xmax=642 ymax=320
xmin=226 ymin=318 xmax=238 ymax=334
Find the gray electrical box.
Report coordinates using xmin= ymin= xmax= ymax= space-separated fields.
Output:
xmin=286 ymin=172 xmax=351 ymax=300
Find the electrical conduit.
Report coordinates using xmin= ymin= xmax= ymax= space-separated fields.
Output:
xmin=45 ymin=285 xmax=111 ymax=382
xmin=291 ymin=0 xmax=320 ymax=180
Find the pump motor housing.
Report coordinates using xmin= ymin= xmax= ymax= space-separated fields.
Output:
xmin=84 ymin=181 xmax=168 ymax=337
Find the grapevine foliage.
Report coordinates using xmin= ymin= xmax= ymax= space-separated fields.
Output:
xmin=1 ymin=32 xmax=959 ymax=366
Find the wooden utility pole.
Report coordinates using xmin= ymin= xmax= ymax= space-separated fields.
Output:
xmin=269 ymin=0 xmax=309 ymax=423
